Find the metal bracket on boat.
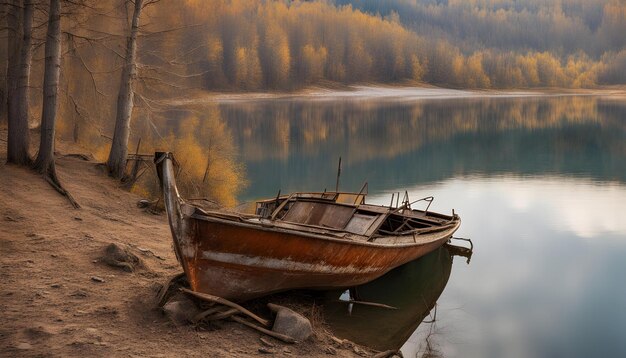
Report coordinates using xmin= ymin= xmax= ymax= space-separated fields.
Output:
xmin=447 ymin=236 xmax=474 ymax=264
xmin=391 ymin=196 xmax=434 ymax=214
xmin=155 ymin=152 xmax=182 ymax=178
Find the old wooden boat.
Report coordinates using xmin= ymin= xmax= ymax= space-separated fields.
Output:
xmin=155 ymin=152 xmax=461 ymax=301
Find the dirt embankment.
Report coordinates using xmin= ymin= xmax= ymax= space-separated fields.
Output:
xmin=0 ymin=128 xmax=367 ymax=357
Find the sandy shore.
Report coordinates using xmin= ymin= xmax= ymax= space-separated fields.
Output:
xmin=0 ymin=128 xmax=369 ymax=357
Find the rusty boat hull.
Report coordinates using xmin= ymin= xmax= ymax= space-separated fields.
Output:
xmin=156 ymin=152 xmax=461 ymax=301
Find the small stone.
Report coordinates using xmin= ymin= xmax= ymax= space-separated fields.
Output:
xmin=16 ymin=342 xmax=32 ymax=350
xmin=85 ymin=234 xmax=93 ymax=239
xmin=74 ymin=217 xmax=83 ymax=221
xmin=51 ymin=254 xmax=58 ymax=258
xmin=283 ymin=347 xmax=292 ymax=354
xmin=352 ymin=346 xmax=366 ymax=356
xmin=268 ymin=303 xmax=312 ymax=341
xmin=100 ymin=243 xmax=142 ymax=272
xmin=70 ymin=290 xmax=88 ymax=298
xmin=95 ymin=306 xmax=118 ymax=316
xmin=91 ymin=276 xmax=105 ymax=283
xmin=324 ymin=346 xmax=337 ymax=355
xmin=258 ymin=347 xmax=274 ymax=354
xmin=161 ymin=293 xmax=200 ymax=326
xmin=50 ymin=284 xmax=61 ymax=288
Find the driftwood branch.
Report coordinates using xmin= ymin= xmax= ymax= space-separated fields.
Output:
xmin=180 ymin=287 xmax=270 ymax=327
xmin=230 ymin=316 xmax=296 ymax=344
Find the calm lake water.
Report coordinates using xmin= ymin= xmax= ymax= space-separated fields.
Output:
xmin=217 ymin=93 xmax=626 ymax=357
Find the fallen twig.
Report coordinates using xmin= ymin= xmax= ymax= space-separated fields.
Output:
xmin=338 ymin=299 xmax=398 ymax=310
xmin=129 ymin=243 xmax=166 ymax=260
xmin=157 ymin=272 xmax=185 ymax=307
xmin=180 ymin=288 xmax=270 ymax=327
xmin=230 ymin=316 xmax=296 ymax=344
xmin=372 ymin=349 xmax=401 ymax=358
xmin=61 ymin=153 xmax=93 ymax=161
xmin=205 ymin=308 xmax=239 ymax=321
xmin=193 ymin=305 xmax=227 ymax=323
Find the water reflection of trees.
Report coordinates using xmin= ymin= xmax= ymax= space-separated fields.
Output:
xmin=55 ymin=96 xmax=625 ymax=203
xmin=226 ymin=96 xmax=616 ymax=162
xmin=221 ymin=97 xmax=626 ymax=197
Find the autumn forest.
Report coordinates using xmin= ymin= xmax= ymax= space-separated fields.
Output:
xmin=147 ymin=0 xmax=626 ymax=89
xmin=1 ymin=0 xmax=625 ymax=205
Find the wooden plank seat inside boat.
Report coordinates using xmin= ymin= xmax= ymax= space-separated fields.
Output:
xmin=282 ymin=200 xmax=355 ymax=229
xmin=272 ymin=198 xmax=450 ymax=238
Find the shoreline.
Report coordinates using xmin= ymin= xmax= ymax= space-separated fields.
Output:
xmin=166 ymin=85 xmax=626 ymax=105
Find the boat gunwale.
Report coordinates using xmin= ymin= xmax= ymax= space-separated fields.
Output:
xmin=189 ymin=209 xmax=461 ymax=249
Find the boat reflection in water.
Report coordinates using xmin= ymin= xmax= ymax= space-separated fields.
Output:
xmin=323 ymin=243 xmax=470 ymax=352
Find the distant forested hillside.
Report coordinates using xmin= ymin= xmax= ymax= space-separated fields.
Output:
xmin=336 ymin=0 xmax=626 ymax=85
xmin=141 ymin=0 xmax=625 ymax=89
xmin=2 ymin=0 xmax=625 ymax=124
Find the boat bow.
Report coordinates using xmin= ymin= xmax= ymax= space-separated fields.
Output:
xmin=155 ymin=152 xmax=196 ymax=271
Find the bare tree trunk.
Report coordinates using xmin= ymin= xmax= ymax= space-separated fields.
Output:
xmin=7 ymin=0 xmax=34 ymax=165
xmin=33 ymin=0 xmax=79 ymax=208
xmin=6 ymin=0 xmax=23 ymax=160
xmin=5 ymin=0 xmax=22 ymax=124
xmin=0 ymin=2 xmax=10 ymax=125
xmin=34 ymin=0 xmax=60 ymax=172
xmin=106 ymin=0 xmax=143 ymax=179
